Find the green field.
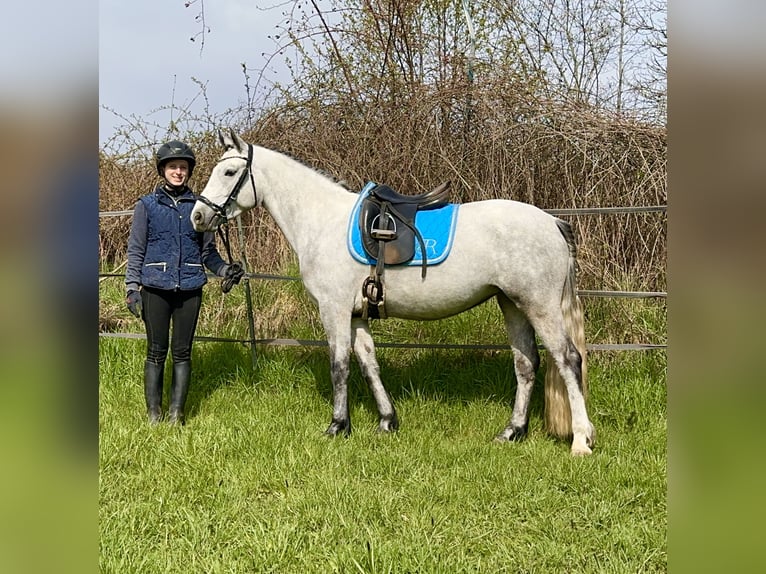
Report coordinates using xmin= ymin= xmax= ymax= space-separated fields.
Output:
xmin=99 ymin=281 xmax=666 ymax=573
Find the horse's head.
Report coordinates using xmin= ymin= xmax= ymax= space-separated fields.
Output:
xmin=191 ymin=129 xmax=258 ymax=231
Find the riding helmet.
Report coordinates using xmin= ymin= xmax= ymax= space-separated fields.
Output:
xmin=156 ymin=140 xmax=196 ymax=177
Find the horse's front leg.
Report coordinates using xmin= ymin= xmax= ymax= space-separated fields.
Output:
xmin=321 ymin=306 xmax=354 ymax=437
xmin=351 ymin=318 xmax=398 ymax=433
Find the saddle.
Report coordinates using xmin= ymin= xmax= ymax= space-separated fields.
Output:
xmin=359 ymin=181 xmax=451 ymax=272
xmin=357 ymin=180 xmax=452 ymax=320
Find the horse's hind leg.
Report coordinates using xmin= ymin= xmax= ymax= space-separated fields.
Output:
xmin=532 ymin=314 xmax=594 ymax=455
xmin=494 ymin=294 xmax=540 ymax=442
xmin=351 ymin=318 xmax=398 ymax=432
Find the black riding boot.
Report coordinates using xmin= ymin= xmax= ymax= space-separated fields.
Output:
xmin=144 ymin=360 xmax=164 ymax=424
xmin=168 ymin=361 xmax=191 ymax=425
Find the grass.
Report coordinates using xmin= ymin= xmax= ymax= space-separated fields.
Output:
xmin=100 ymin=328 xmax=665 ymax=573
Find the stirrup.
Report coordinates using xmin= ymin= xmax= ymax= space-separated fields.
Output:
xmin=370 ymin=228 xmax=397 ymax=241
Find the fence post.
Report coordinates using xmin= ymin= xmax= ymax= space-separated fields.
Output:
xmin=235 ymin=214 xmax=258 ymax=368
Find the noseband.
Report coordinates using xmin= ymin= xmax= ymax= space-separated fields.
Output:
xmin=196 ymin=143 xmax=256 ymax=226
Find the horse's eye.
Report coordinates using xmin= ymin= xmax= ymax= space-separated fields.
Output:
xmin=224 ymin=169 xmax=237 ymax=177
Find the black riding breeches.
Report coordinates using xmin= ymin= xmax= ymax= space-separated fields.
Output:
xmin=141 ymin=286 xmax=203 ymax=364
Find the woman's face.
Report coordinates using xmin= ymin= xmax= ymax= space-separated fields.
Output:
xmin=163 ymin=159 xmax=190 ymax=187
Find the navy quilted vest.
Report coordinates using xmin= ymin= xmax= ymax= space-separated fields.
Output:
xmin=140 ymin=188 xmax=208 ymax=290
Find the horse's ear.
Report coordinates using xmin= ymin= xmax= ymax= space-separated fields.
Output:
xmin=230 ymin=129 xmax=248 ymax=153
xmin=218 ymin=129 xmax=235 ymax=151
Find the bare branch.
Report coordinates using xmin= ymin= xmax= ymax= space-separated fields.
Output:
xmin=184 ymin=0 xmax=209 ymax=55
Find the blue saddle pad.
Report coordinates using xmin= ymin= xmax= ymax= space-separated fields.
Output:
xmin=347 ymin=182 xmax=460 ymax=266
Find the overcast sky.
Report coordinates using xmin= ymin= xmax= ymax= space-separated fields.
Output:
xmin=99 ymin=1 xmax=291 ymax=145
xmin=94 ymin=0 xmax=761 ymax=148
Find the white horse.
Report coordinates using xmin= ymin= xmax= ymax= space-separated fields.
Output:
xmin=191 ymin=130 xmax=595 ymax=455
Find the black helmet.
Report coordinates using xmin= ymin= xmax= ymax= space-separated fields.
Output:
xmin=156 ymin=140 xmax=196 ymax=177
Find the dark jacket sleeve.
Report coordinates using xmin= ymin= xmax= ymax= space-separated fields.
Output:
xmin=125 ymin=200 xmax=148 ymax=294
xmin=200 ymin=231 xmax=229 ymax=277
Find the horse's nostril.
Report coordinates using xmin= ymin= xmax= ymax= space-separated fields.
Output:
xmin=193 ymin=212 xmax=201 ymax=223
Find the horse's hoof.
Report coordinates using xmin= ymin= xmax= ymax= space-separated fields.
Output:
xmin=376 ymin=414 xmax=399 ymax=433
xmin=571 ymin=435 xmax=593 ymax=455
xmin=376 ymin=422 xmax=398 ymax=433
xmin=324 ymin=421 xmax=351 ymax=437
xmin=571 ymin=444 xmax=593 ymax=456
xmin=494 ymin=424 xmax=528 ymax=443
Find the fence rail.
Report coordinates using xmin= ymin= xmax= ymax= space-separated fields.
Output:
xmin=99 ymin=205 xmax=667 ymax=218
xmin=98 ymin=271 xmax=667 ymax=300
xmin=98 ymin=332 xmax=665 ymax=352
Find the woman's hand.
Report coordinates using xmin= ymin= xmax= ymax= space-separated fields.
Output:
xmin=126 ymin=290 xmax=143 ymax=318
xmin=221 ymin=262 xmax=245 ymax=293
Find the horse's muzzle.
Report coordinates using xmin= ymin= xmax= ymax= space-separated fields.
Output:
xmin=191 ymin=208 xmax=219 ymax=232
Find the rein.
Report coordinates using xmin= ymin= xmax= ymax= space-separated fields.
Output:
xmin=196 ymin=143 xmax=256 ymax=264
xmin=217 ymin=222 xmax=235 ymax=264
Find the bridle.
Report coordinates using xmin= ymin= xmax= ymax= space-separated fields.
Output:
xmin=196 ymin=143 xmax=256 ymax=225
xmin=195 ymin=143 xmax=256 ymax=263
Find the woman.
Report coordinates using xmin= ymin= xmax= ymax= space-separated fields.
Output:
xmin=125 ymin=140 xmax=244 ymax=424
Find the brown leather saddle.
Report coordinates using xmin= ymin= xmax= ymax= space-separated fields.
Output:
xmin=358 ymin=181 xmax=452 ymax=276
xmin=357 ymin=181 xmax=452 ymax=320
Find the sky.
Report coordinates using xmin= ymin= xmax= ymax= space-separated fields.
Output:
xmin=99 ymin=0 xmax=293 ymax=146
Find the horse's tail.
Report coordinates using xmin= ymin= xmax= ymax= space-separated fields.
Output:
xmin=544 ymin=219 xmax=588 ymax=439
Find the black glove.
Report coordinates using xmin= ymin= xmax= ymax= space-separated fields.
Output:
xmin=221 ymin=262 xmax=245 ymax=293
xmin=126 ymin=290 xmax=143 ymax=318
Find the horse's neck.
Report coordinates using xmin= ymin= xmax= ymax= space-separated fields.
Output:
xmin=257 ymin=150 xmax=352 ymax=254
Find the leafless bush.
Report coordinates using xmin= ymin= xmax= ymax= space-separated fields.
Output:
xmin=99 ymin=81 xmax=665 ymax=292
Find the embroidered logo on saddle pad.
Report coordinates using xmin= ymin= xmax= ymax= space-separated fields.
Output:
xmin=347 ymin=182 xmax=460 ymax=266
